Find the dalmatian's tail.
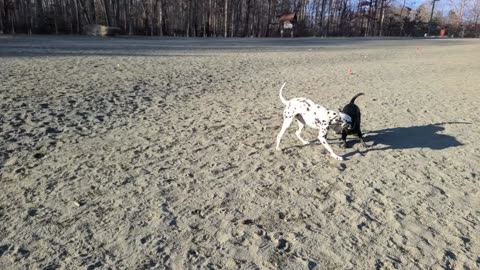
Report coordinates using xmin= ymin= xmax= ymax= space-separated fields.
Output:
xmin=279 ymin=82 xmax=288 ymax=105
xmin=350 ymin=93 xmax=364 ymax=104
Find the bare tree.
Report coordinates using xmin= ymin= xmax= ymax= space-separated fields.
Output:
xmin=470 ymin=0 xmax=480 ymax=36
xmin=1 ymin=0 xmax=478 ymax=37
xmin=450 ymin=0 xmax=469 ymax=37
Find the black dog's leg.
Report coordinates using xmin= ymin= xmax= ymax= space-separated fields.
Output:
xmin=341 ymin=129 xmax=348 ymax=148
xmin=357 ymin=131 xmax=369 ymax=148
xmin=356 ymin=114 xmax=369 ymax=148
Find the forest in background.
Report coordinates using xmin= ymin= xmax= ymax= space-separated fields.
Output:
xmin=1 ymin=0 xmax=479 ymax=37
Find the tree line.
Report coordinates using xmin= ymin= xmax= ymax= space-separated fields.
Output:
xmin=1 ymin=0 xmax=479 ymax=37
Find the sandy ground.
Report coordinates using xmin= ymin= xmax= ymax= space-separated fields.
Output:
xmin=0 ymin=36 xmax=479 ymax=269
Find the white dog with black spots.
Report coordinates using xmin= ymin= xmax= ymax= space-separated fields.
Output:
xmin=275 ymin=82 xmax=352 ymax=160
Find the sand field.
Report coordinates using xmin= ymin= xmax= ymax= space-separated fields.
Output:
xmin=0 ymin=37 xmax=479 ymax=269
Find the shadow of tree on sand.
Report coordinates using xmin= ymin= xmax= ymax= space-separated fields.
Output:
xmin=344 ymin=122 xmax=468 ymax=158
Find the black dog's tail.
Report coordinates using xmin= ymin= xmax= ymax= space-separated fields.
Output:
xmin=350 ymin=93 xmax=364 ymax=104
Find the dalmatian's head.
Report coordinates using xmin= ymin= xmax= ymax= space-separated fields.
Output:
xmin=328 ymin=110 xmax=352 ymax=130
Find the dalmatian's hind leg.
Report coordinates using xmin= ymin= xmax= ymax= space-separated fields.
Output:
xmin=295 ymin=115 xmax=309 ymax=145
xmin=276 ymin=115 xmax=294 ymax=151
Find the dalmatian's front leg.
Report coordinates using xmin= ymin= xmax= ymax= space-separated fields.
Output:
xmin=318 ymin=125 xmax=344 ymax=161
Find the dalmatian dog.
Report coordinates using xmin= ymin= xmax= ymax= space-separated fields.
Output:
xmin=275 ymin=82 xmax=352 ymax=160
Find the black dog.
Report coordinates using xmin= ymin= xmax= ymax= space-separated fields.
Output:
xmin=337 ymin=93 xmax=369 ymax=148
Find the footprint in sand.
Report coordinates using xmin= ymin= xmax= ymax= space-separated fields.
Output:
xmin=276 ymin=238 xmax=291 ymax=253
xmin=0 ymin=244 xmax=13 ymax=257
xmin=443 ymin=250 xmax=457 ymax=270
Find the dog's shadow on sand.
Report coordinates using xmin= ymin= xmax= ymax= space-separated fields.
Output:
xmin=344 ymin=122 xmax=469 ymax=158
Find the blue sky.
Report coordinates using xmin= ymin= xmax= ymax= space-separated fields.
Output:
xmin=400 ymin=0 xmax=456 ymax=16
